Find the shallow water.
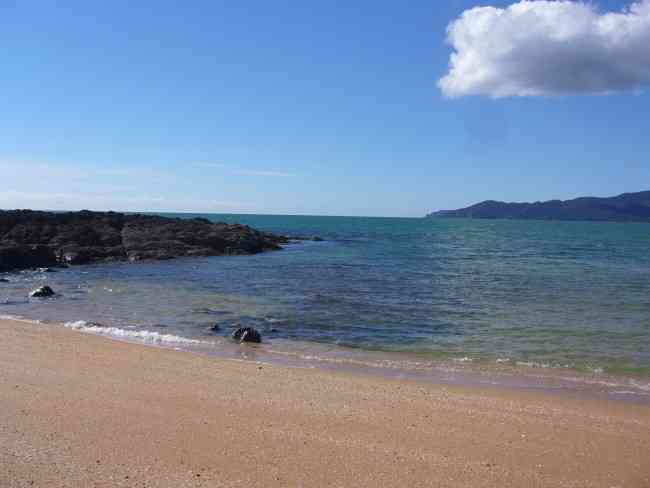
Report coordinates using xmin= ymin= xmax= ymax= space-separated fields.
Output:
xmin=1 ymin=214 xmax=650 ymax=401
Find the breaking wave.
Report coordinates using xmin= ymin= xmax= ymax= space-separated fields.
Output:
xmin=63 ymin=320 xmax=204 ymax=345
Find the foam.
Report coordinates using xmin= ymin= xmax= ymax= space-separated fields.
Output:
xmin=0 ymin=314 xmax=41 ymax=324
xmin=452 ymin=356 xmax=473 ymax=363
xmin=63 ymin=320 xmax=204 ymax=345
xmin=515 ymin=360 xmax=574 ymax=369
xmin=629 ymin=379 xmax=650 ymax=392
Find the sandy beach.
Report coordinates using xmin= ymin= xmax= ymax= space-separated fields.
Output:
xmin=1 ymin=318 xmax=649 ymax=488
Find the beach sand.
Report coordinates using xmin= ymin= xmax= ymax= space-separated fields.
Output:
xmin=1 ymin=318 xmax=649 ymax=487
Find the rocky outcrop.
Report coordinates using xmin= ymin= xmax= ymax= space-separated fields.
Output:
xmin=120 ymin=216 xmax=282 ymax=261
xmin=0 ymin=210 xmax=289 ymax=272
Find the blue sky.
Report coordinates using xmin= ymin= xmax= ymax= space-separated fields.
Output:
xmin=2 ymin=0 xmax=649 ymax=217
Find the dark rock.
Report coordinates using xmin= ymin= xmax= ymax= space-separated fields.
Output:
xmin=29 ymin=285 xmax=55 ymax=298
xmin=0 ymin=210 xmax=288 ymax=271
xmin=0 ymin=245 xmax=59 ymax=272
xmin=209 ymin=324 xmax=221 ymax=333
xmin=263 ymin=233 xmax=290 ymax=245
xmin=231 ymin=327 xmax=262 ymax=344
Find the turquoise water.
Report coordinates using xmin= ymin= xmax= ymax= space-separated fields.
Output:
xmin=1 ymin=215 xmax=650 ymax=378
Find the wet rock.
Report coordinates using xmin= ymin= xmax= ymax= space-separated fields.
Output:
xmin=231 ymin=327 xmax=262 ymax=344
xmin=209 ymin=324 xmax=221 ymax=333
xmin=0 ymin=245 xmax=59 ymax=272
xmin=0 ymin=210 xmax=288 ymax=271
xmin=29 ymin=285 xmax=55 ymax=298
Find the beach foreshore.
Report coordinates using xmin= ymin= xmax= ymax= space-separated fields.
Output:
xmin=2 ymin=318 xmax=649 ymax=487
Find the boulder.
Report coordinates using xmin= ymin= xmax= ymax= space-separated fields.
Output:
xmin=30 ymin=285 xmax=55 ymax=298
xmin=231 ymin=327 xmax=262 ymax=344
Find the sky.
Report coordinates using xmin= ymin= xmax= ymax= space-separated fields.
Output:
xmin=2 ymin=0 xmax=650 ymax=217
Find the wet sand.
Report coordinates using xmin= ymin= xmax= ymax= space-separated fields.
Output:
xmin=1 ymin=318 xmax=649 ymax=487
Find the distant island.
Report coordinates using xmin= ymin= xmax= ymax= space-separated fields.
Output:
xmin=426 ymin=191 xmax=650 ymax=223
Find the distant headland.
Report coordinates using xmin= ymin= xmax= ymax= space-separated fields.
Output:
xmin=426 ymin=191 xmax=650 ymax=223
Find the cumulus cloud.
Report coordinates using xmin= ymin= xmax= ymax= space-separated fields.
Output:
xmin=438 ymin=0 xmax=650 ymax=97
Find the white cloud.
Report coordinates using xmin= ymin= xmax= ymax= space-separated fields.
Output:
xmin=438 ymin=0 xmax=650 ymax=97
xmin=192 ymin=162 xmax=228 ymax=169
xmin=0 ymin=190 xmax=247 ymax=212
xmin=0 ymin=159 xmax=160 ymax=182
xmin=232 ymin=169 xmax=297 ymax=177
xmin=0 ymin=159 xmax=250 ymax=212
xmin=193 ymin=162 xmax=297 ymax=177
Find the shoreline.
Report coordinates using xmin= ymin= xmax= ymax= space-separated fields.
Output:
xmin=4 ymin=313 xmax=650 ymax=406
xmin=2 ymin=317 xmax=650 ymax=487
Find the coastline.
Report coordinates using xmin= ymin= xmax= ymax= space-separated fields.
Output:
xmin=2 ymin=318 xmax=649 ymax=487
xmin=5 ymin=312 xmax=650 ymax=406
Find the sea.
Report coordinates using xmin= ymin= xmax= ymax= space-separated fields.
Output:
xmin=2 ymin=214 xmax=650 ymax=403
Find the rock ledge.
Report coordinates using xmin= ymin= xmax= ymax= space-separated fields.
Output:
xmin=0 ymin=210 xmax=289 ymax=272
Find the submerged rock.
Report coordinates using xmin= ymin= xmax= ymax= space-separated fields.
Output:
xmin=290 ymin=235 xmax=324 ymax=242
xmin=231 ymin=327 xmax=262 ymax=344
xmin=30 ymin=285 xmax=55 ymax=298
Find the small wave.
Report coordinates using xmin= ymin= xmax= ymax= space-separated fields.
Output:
xmin=0 ymin=298 xmax=30 ymax=306
xmin=452 ymin=356 xmax=473 ymax=363
xmin=265 ymin=317 xmax=288 ymax=324
xmin=191 ymin=308 xmax=233 ymax=316
xmin=629 ymin=379 xmax=650 ymax=392
xmin=612 ymin=390 xmax=650 ymax=396
xmin=0 ymin=313 xmax=42 ymax=324
xmin=63 ymin=320 xmax=204 ymax=345
xmin=515 ymin=360 xmax=573 ymax=369
xmin=0 ymin=313 xmax=20 ymax=320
